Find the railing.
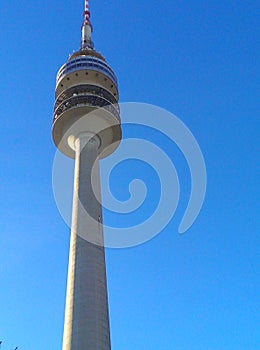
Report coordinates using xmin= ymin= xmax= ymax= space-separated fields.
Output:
xmin=55 ymin=84 xmax=117 ymax=110
xmin=56 ymin=57 xmax=118 ymax=87
xmin=53 ymin=95 xmax=120 ymax=123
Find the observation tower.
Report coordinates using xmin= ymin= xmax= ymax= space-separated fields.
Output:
xmin=52 ymin=1 xmax=121 ymax=349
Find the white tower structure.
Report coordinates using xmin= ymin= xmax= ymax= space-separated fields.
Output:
xmin=52 ymin=1 xmax=121 ymax=349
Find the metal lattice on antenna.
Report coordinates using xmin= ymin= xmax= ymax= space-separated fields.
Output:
xmin=81 ymin=0 xmax=94 ymax=49
xmin=84 ymin=0 xmax=91 ymax=25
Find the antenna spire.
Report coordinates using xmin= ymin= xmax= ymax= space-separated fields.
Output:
xmin=81 ymin=0 xmax=94 ymax=49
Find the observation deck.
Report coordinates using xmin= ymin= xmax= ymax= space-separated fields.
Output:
xmin=53 ymin=84 xmax=120 ymax=123
xmin=52 ymin=50 xmax=121 ymax=159
xmin=56 ymin=56 xmax=118 ymax=88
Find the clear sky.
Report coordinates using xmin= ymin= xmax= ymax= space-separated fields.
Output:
xmin=0 ymin=0 xmax=259 ymax=349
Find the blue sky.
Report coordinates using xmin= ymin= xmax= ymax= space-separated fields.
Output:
xmin=0 ymin=0 xmax=259 ymax=349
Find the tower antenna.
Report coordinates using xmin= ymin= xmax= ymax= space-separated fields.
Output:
xmin=82 ymin=0 xmax=94 ymax=49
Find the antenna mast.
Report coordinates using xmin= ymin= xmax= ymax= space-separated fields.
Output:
xmin=82 ymin=0 xmax=94 ymax=49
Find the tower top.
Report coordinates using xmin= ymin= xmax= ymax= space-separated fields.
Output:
xmin=83 ymin=0 xmax=91 ymax=26
xmin=81 ymin=0 xmax=94 ymax=49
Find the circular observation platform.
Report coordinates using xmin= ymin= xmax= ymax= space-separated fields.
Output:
xmin=52 ymin=51 xmax=121 ymax=159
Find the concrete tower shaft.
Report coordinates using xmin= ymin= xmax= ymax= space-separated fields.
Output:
xmin=62 ymin=134 xmax=111 ymax=349
xmin=52 ymin=1 xmax=121 ymax=349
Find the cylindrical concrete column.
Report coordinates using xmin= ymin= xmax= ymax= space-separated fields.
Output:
xmin=62 ymin=134 xmax=111 ymax=350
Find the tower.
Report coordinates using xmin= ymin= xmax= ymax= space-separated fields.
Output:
xmin=52 ymin=1 xmax=121 ymax=349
